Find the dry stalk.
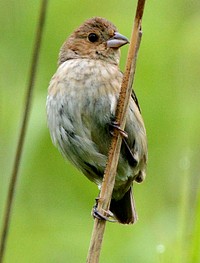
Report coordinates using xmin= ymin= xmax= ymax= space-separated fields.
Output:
xmin=86 ymin=1 xmax=146 ymax=262
xmin=0 ymin=1 xmax=48 ymax=262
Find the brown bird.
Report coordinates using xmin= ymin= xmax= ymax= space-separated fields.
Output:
xmin=47 ymin=17 xmax=147 ymax=224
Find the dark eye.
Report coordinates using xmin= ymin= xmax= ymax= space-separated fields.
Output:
xmin=88 ymin=33 xmax=99 ymax=43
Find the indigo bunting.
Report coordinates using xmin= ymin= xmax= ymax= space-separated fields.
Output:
xmin=47 ymin=17 xmax=147 ymax=224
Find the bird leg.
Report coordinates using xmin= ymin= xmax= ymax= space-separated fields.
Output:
xmin=109 ymin=121 xmax=128 ymax=138
xmin=92 ymin=198 xmax=117 ymax=223
xmin=110 ymin=121 xmax=138 ymax=167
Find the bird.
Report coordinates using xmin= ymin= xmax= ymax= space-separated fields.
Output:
xmin=46 ymin=17 xmax=147 ymax=224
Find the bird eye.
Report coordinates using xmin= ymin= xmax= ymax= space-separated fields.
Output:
xmin=88 ymin=33 xmax=99 ymax=43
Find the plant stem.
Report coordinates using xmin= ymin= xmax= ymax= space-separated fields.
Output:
xmin=86 ymin=1 xmax=146 ymax=262
xmin=0 ymin=1 xmax=48 ymax=262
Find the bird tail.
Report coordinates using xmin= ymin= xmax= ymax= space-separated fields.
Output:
xmin=110 ymin=187 xmax=138 ymax=224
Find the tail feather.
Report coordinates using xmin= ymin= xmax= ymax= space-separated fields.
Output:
xmin=110 ymin=187 xmax=137 ymax=224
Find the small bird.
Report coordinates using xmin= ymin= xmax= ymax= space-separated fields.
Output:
xmin=46 ymin=17 xmax=147 ymax=224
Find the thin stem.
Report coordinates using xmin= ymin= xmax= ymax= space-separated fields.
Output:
xmin=0 ymin=1 xmax=48 ymax=262
xmin=86 ymin=1 xmax=146 ymax=263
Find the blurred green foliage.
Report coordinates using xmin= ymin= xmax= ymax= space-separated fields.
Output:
xmin=1 ymin=0 xmax=200 ymax=262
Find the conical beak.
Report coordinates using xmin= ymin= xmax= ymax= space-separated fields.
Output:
xmin=106 ymin=32 xmax=129 ymax=48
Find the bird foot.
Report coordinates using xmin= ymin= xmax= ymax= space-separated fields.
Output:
xmin=92 ymin=198 xmax=117 ymax=223
xmin=110 ymin=121 xmax=128 ymax=138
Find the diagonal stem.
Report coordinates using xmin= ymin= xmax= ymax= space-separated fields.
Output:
xmin=86 ymin=1 xmax=146 ymax=263
xmin=0 ymin=1 xmax=48 ymax=262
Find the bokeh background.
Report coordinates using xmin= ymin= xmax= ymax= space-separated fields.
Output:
xmin=1 ymin=0 xmax=200 ymax=262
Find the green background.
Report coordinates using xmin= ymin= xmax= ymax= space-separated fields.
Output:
xmin=1 ymin=0 xmax=200 ymax=262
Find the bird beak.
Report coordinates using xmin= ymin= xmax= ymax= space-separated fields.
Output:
xmin=106 ymin=32 xmax=129 ymax=48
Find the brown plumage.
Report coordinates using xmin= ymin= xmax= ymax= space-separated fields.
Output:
xmin=47 ymin=17 xmax=147 ymax=224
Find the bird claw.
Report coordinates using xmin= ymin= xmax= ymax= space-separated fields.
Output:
xmin=110 ymin=121 xmax=128 ymax=138
xmin=92 ymin=198 xmax=117 ymax=223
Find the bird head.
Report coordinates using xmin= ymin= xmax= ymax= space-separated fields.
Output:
xmin=58 ymin=17 xmax=129 ymax=65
